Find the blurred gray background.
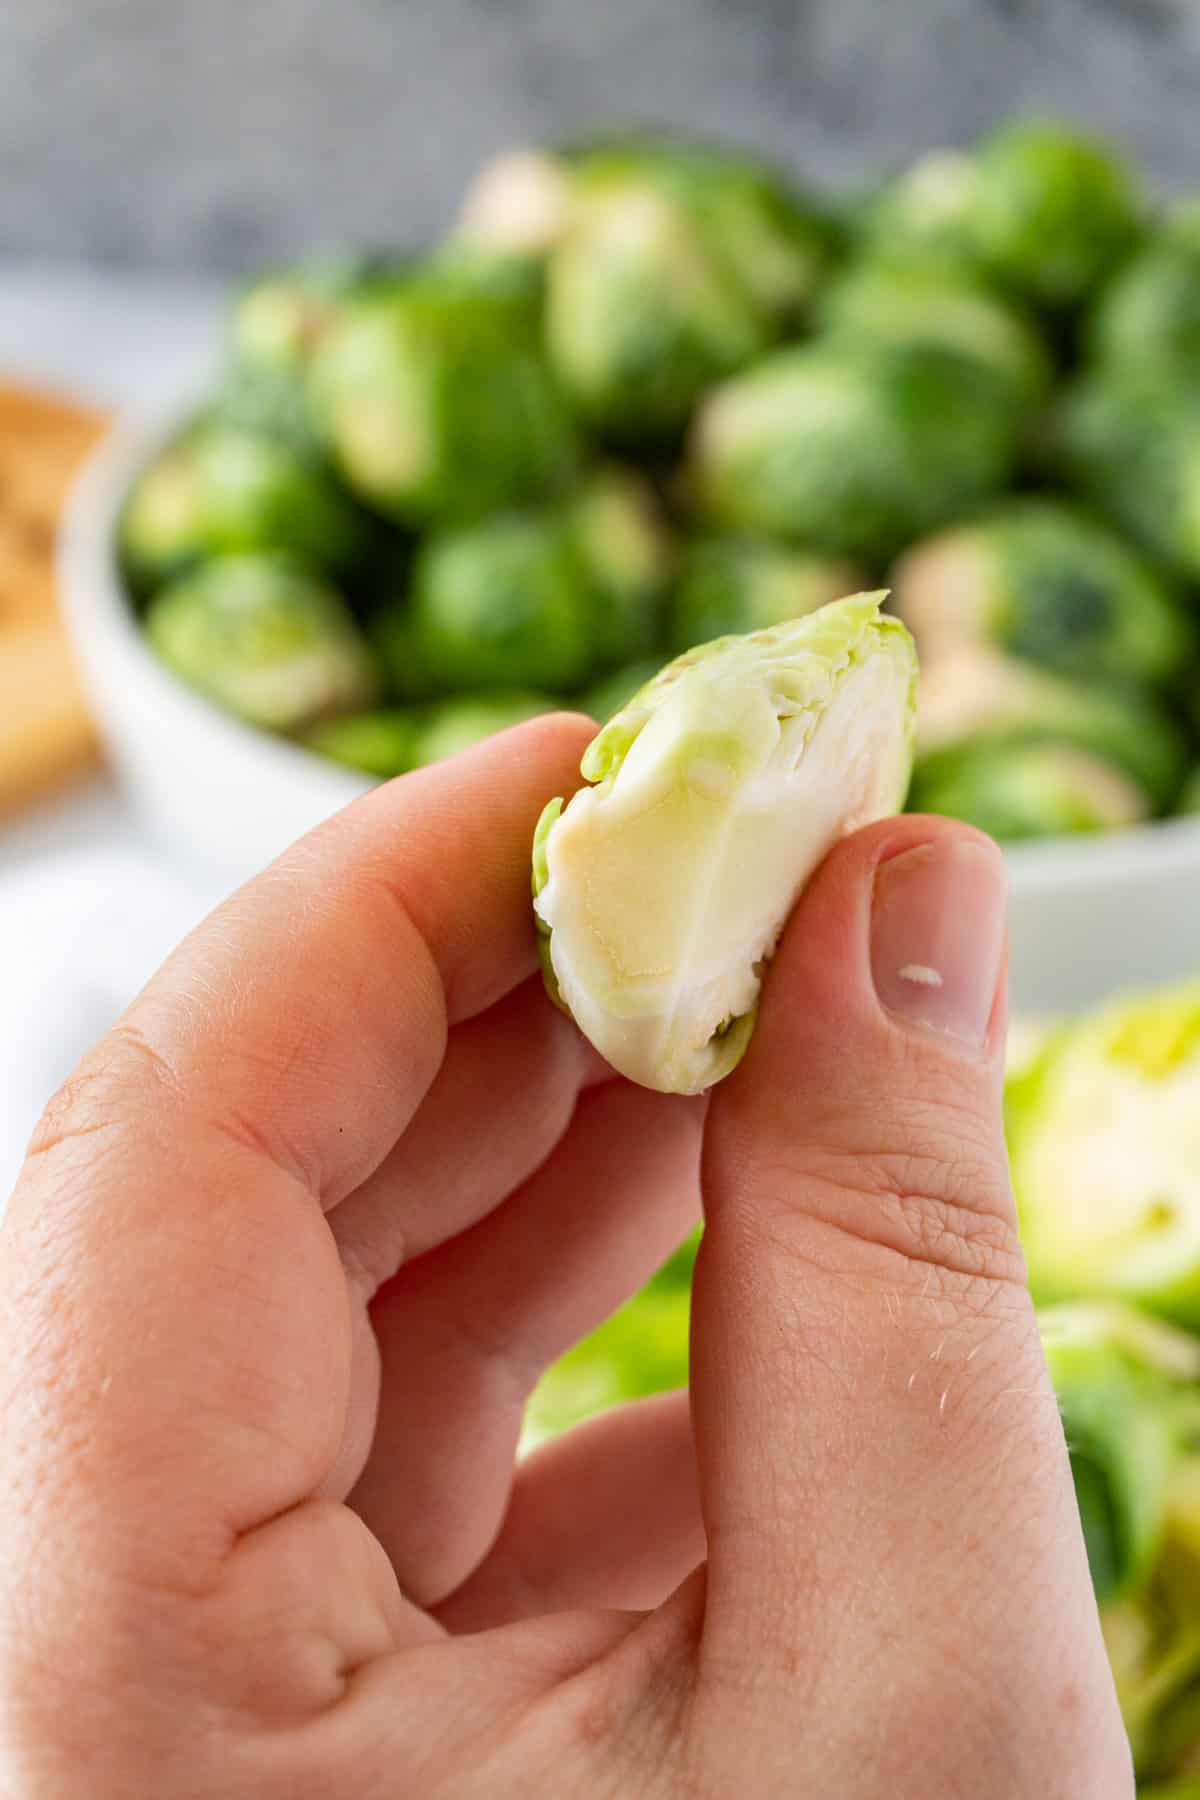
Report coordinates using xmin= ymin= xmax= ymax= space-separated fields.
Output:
xmin=3 ymin=0 xmax=1199 ymax=271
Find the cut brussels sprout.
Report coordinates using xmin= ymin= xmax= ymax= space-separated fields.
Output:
xmin=532 ymin=594 xmax=917 ymax=1094
xmin=410 ymin=693 xmax=558 ymax=766
xmin=892 ymin=500 xmax=1192 ymax=689
xmin=564 ymin=465 xmax=673 ymax=666
xmin=915 ymin=647 xmax=1187 ymax=810
xmin=310 ymin=285 xmax=577 ymax=523
xmin=910 ymin=741 xmax=1152 ymax=840
xmin=1007 ymin=981 xmax=1200 ymax=1323
xmin=671 ymin=534 xmax=862 ymax=650
xmin=688 ymin=340 xmax=1021 ymax=561
xmin=861 ymin=121 xmax=1142 ymax=309
xmin=580 ymin=658 xmax=666 ymax=725
xmin=303 ymin=710 xmax=417 ymax=778
xmin=144 ymin=554 xmax=377 ymax=733
xmin=410 ymin=512 xmax=596 ymax=691
xmin=1060 ymin=363 xmax=1200 ymax=580
xmin=1088 ymin=204 xmax=1200 ymax=376
xmin=120 ymin=420 xmax=367 ymax=593
xmin=819 ymin=259 xmax=1051 ymax=408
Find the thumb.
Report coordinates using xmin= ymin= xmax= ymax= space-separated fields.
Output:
xmin=688 ymin=815 xmax=1125 ymax=1789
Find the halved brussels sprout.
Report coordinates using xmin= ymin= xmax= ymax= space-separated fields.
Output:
xmin=688 ymin=340 xmax=1021 ymax=561
xmin=892 ymin=500 xmax=1192 ymax=689
xmin=410 ymin=693 xmax=558 ymax=766
xmin=1088 ymin=203 xmax=1200 ymax=375
xmin=409 ymin=512 xmax=596 ymax=692
xmin=303 ymin=710 xmax=418 ymax=778
xmin=861 ymin=120 xmax=1142 ymax=310
xmin=819 ymin=258 xmax=1051 ymax=409
xmin=532 ymin=594 xmax=917 ymax=1094
xmin=671 ymin=534 xmax=862 ymax=650
xmin=1007 ymin=981 xmax=1200 ymax=1324
xmin=144 ymin=554 xmax=377 ymax=733
xmin=310 ymin=284 xmax=577 ymax=523
xmin=1060 ymin=363 xmax=1200 ymax=580
xmin=915 ymin=647 xmax=1187 ymax=810
xmin=564 ymin=465 xmax=673 ymax=666
xmin=120 ymin=420 xmax=367 ymax=593
xmin=910 ymin=741 xmax=1152 ymax=840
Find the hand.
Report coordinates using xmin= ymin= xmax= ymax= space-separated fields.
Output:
xmin=0 ymin=716 xmax=1131 ymax=1797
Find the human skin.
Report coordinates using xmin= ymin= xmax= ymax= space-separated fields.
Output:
xmin=0 ymin=714 xmax=1132 ymax=1797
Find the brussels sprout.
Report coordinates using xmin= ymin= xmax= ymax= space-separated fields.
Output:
xmin=892 ymin=501 xmax=1192 ymax=689
xmin=525 ymin=1234 xmax=697 ymax=1446
xmin=410 ymin=693 xmax=559 ymax=766
xmin=1060 ymin=362 xmax=1200 ymax=580
xmin=410 ymin=512 xmax=596 ymax=691
xmin=862 ymin=120 xmax=1142 ymax=309
xmin=1088 ymin=204 xmax=1200 ymax=375
xmin=532 ymin=594 xmax=917 ymax=1094
xmin=455 ymin=147 xmax=576 ymax=256
xmin=670 ymin=534 xmax=862 ymax=650
xmin=1007 ymin=981 xmax=1200 ymax=1324
xmin=818 ymin=259 xmax=1051 ymax=408
xmin=580 ymin=659 xmax=665 ymax=724
xmin=144 ymin=554 xmax=377 ymax=733
xmin=303 ymin=710 xmax=417 ymax=778
xmin=1041 ymin=1304 xmax=1198 ymax=1606
xmin=310 ymin=285 xmax=577 ymax=524
xmin=230 ymin=258 xmax=392 ymax=377
xmin=910 ymin=741 xmax=1152 ymax=840
xmin=545 ymin=171 xmax=770 ymax=440
xmin=120 ymin=420 xmax=367 ymax=593
xmin=916 ymin=648 xmax=1187 ymax=810
xmin=564 ymin=465 xmax=673 ymax=665
xmin=688 ymin=340 xmax=1021 ymax=561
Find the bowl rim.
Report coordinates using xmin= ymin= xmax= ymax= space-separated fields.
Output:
xmin=59 ymin=398 xmax=1200 ymax=900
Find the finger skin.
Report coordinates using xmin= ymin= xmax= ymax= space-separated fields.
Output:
xmin=351 ymin=1083 xmax=702 ymax=1607
xmin=437 ymin=1391 xmax=703 ymax=1633
xmin=686 ymin=812 xmax=1131 ymax=1793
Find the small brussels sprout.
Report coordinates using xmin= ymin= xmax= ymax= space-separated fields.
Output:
xmin=303 ymin=710 xmax=417 ymax=778
xmin=564 ymin=465 xmax=673 ymax=666
xmin=580 ymin=659 xmax=665 ymax=724
xmin=144 ymin=554 xmax=377 ymax=733
xmin=670 ymin=534 xmax=863 ymax=651
xmin=120 ymin=420 xmax=367 ymax=593
xmin=410 ymin=512 xmax=596 ymax=692
xmin=525 ymin=1235 xmax=697 ymax=1446
xmin=818 ymin=259 xmax=1051 ymax=408
xmin=916 ymin=647 xmax=1187 ymax=810
xmin=1007 ymin=981 xmax=1200 ymax=1324
xmin=910 ymin=741 xmax=1152 ymax=840
xmin=545 ymin=172 xmax=770 ymax=441
xmin=455 ymin=147 xmax=576 ymax=256
xmin=862 ymin=121 xmax=1143 ymax=310
xmin=892 ymin=500 xmax=1192 ymax=689
xmin=310 ymin=285 xmax=577 ymax=523
xmin=410 ymin=693 xmax=559 ymax=766
xmin=1088 ymin=204 xmax=1200 ymax=375
xmin=1060 ymin=362 xmax=1200 ymax=580
xmin=688 ymin=340 xmax=1021 ymax=561
xmin=533 ymin=594 xmax=917 ymax=1094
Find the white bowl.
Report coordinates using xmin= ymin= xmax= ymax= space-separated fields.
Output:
xmin=60 ymin=411 xmax=1200 ymax=1014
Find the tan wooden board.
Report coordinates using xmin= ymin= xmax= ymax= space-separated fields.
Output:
xmin=0 ymin=381 xmax=110 ymax=815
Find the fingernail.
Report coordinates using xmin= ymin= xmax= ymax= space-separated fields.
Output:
xmin=870 ymin=838 xmax=1008 ymax=1049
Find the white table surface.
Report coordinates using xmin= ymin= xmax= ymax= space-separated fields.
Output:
xmin=0 ymin=264 xmax=228 ymax=1196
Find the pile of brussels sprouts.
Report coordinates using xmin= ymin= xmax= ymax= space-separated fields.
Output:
xmin=122 ymin=117 xmax=1200 ymax=840
xmin=527 ymin=979 xmax=1200 ymax=1795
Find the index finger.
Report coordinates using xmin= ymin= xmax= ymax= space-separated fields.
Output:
xmin=0 ymin=714 xmax=593 ymax=1589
